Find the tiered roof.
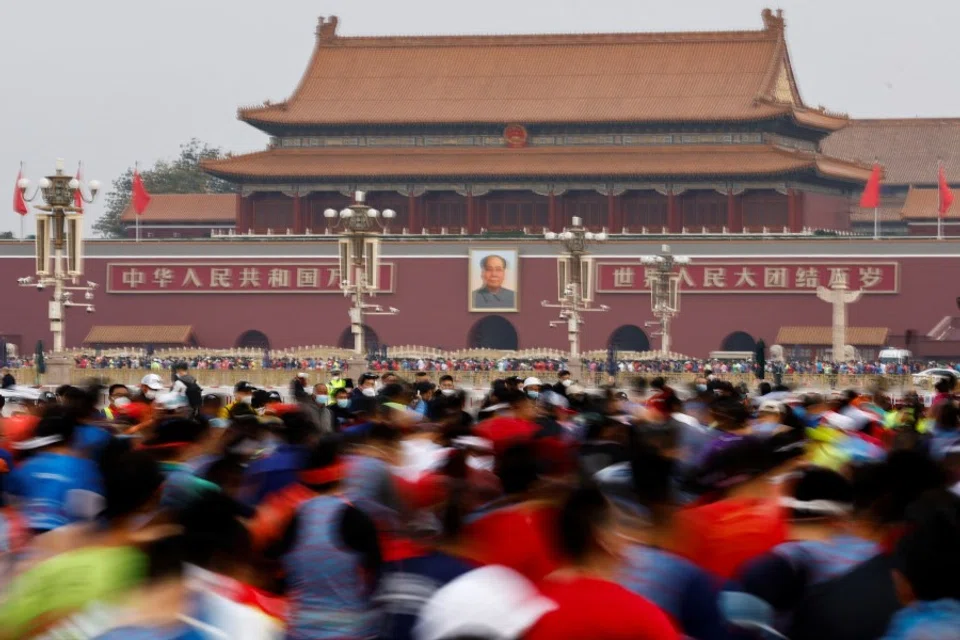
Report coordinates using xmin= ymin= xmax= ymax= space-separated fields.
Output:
xmin=237 ymin=10 xmax=846 ymax=130
xmin=120 ymin=194 xmax=236 ymax=223
xmin=776 ymin=326 xmax=890 ymax=346
xmin=204 ymin=143 xmax=871 ymax=182
xmin=823 ymin=119 xmax=960 ymax=186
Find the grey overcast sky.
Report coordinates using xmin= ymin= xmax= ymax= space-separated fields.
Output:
xmin=0 ymin=0 xmax=954 ymax=234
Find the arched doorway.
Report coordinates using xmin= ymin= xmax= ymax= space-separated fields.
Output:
xmin=721 ymin=331 xmax=757 ymax=352
xmin=235 ymin=329 xmax=270 ymax=350
xmin=468 ymin=316 xmax=519 ymax=350
xmin=607 ymin=325 xmax=651 ymax=352
xmin=337 ymin=325 xmax=380 ymax=352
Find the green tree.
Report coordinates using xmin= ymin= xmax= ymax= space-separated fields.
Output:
xmin=0 ymin=231 xmax=14 ymax=239
xmin=93 ymin=138 xmax=235 ymax=238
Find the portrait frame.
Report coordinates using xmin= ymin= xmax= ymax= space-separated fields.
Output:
xmin=469 ymin=248 xmax=520 ymax=313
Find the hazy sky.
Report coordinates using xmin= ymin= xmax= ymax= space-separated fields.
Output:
xmin=1 ymin=0 xmax=954 ymax=234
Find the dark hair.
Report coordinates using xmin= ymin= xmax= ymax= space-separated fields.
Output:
xmin=557 ymin=484 xmax=612 ymax=563
xmin=108 ymin=384 xmax=128 ymax=397
xmin=895 ymin=489 xmax=960 ymax=601
xmin=873 ymin=450 xmax=946 ymax=524
xmin=558 ymin=370 xmax=571 ymax=378
xmin=789 ymin=467 xmax=853 ymax=520
xmin=55 ymin=384 xmax=73 ymax=397
xmin=439 ymin=375 xmax=454 ymax=384
xmin=302 ymin=436 xmax=344 ymax=492
xmin=934 ymin=376 xmax=956 ymax=394
xmin=174 ymin=361 xmax=189 ymax=372
xmin=495 ymin=442 xmax=539 ymax=495
xmin=100 ymin=450 xmax=164 ymax=519
xmin=630 ymin=443 xmax=674 ymax=508
xmin=939 ymin=402 xmax=959 ymax=432
xmin=415 ymin=381 xmax=436 ymax=395
xmin=280 ymin=410 xmax=317 ymax=446
xmin=650 ymin=377 xmax=666 ymax=391
xmin=480 ymin=254 xmax=508 ymax=270
xmin=709 ymin=394 xmax=750 ymax=430
xmin=251 ymin=389 xmax=271 ymax=410
xmin=177 ymin=492 xmax=252 ymax=572
xmin=758 ymin=382 xmax=772 ymax=396
xmin=439 ymin=449 xmax=469 ymax=540
xmin=0 ymin=395 xmax=4 ymax=412
xmin=334 ymin=387 xmax=349 ymax=397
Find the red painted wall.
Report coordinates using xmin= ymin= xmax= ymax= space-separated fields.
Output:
xmin=0 ymin=252 xmax=957 ymax=357
xmin=802 ymin=191 xmax=852 ymax=231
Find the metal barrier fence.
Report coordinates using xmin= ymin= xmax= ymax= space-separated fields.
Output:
xmin=4 ymin=367 xmax=922 ymax=392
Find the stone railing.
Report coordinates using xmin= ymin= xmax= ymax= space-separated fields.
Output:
xmin=12 ymin=367 xmax=919 ymax=393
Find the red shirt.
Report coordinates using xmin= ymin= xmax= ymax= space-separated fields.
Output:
xmin=474 ymin=416 xmax=539 ymax=454
xmin=526 ymin=575 xmax=679 ymax=640
xmin=673 ymin=497 xmax=787 ymax=580
xmin=462 ymin=502 xmax=562 ymax=582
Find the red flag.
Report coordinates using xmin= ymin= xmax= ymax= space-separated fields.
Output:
xmin=73 ymin=162 xmax=84 ymax=214
xmin=12 ymin=167 xmax=28 ymax=216
xmin=939 ymin=164 xmax=954 ymax=218
xmin=132 ymin=168 xmax=151 ymax=215
xmin=859 ymin=163 xmax=882 ymax=209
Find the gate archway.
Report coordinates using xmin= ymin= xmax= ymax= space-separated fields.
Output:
xmin=337 ymin=325 xmax=380 ymax=352
xmin=721 ymin=331 xmax=757 ymax=352
xmin=607 ymin=324 xmax=651 ymax=352
xmin=235 ymin=329 xmax=270 ymax=350
xmin=467 ymin=316 xmax=519 ymax=350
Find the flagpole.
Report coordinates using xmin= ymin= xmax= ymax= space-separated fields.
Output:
xmin=873 ymin=206 xmax=878 ymax=240
xmin=135 ymin=162 xmax=140 ymax=244
xmin=939 ymin=160 xmax=944 ymax=241
xmin=19 ymin=161 xmax=24 ymax=242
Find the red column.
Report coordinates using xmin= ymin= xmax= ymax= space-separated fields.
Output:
xmin=667 ymin=191 xmax=681 ymax=234
xmin=548 ymin=193 xmax=557 ymax=232
xmin=293 ymin=194 xmax=303 ymax=234
xmin=408 ymin=194 xmax=420 ymax=233
xmin=727 ymin=190 xmax=743 ymax=233
xmin=466 ymin=193 xmax=476 ymax=234
xmin=787 ymin=189 xmax=800 ymax=233
xmin=791 ymin=190 xmax=803 ymax=233
xmin=234 ymin=192 xmax=244 ymax=233
xmin=608 ymin=192 xmax=621 ymax=232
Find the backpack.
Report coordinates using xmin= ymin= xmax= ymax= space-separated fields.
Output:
xmin=177 ymin=374 xmax=203 ymax=413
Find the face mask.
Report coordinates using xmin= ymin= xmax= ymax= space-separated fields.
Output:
xmin=240 ymin=395 xmax=253 ymax=404
xmin=332 ymin=375 xmax=341 ymax=381
xmin=527 ymin=390 xmax=540 ymax=400
xmin=113 ymin=396 xmax=131 ymax=408
xmin=315 ymin=394 xmax=329 ymax=405
xmin=441 ymin=388 xmax=456 ymax=397
xmin=144 ymin=390 xmax=156 ymax=400
xmin=562 ymin=379 xmax=572 ymax=387
xmin=362 ymin=387 xmax=377 ymax=398
xmin=337 ymin=399 xmax=350 ymax=408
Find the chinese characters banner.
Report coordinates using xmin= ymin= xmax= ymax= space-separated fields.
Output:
xmin=107 ymin=262 xmax=394 ymax=294
xmin=595 ymin=262 xmax=898 ymax=294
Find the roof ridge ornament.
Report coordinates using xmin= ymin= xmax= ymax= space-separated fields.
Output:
xmin=317 ymin=15 xmax=339 ymax=40
xmin=761 ymin=8 xmax=785 ymax=33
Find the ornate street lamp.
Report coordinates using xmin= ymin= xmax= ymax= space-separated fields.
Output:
xmin=542 ymin=217 xmax=609 ymax=375
xmin=16 ymin=159 xmax=99 ymax=378
xmin=640 ymin=244 xmax=690 ymax=357
xmin=324 ymin=191 xmax=398 ymax=361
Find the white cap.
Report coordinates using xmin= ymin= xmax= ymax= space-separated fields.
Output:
xmin=413 ymin=565 xmax=557 ymax=640
xmin=758 ymin=400 xmax=783 ymax=414
xmin=156 ymin=393 xmax=189 ymax=410
xmin=297 ymin=372 xmax=309 ymax=379
xmin=523 ymin=377 xmax=542 ymax=388
xmin=141 ymin=373 xmax=165 ymax=390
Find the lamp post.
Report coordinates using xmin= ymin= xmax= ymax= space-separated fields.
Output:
xmin=16 ymin=159 xmax=99 ymax=384
xmin=542 ymin=216 xmax=609 ymax=379
xmin=640 ymin=244 xmax=690 ymax=358
xmin=324 ymin=191 xmax=398 ymax=370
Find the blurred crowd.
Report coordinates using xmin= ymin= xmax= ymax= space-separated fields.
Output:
xmin=3 ymin=354 xmax=954 ymax=378
xmin=1 ymin=366 xmax=960 ymax=639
